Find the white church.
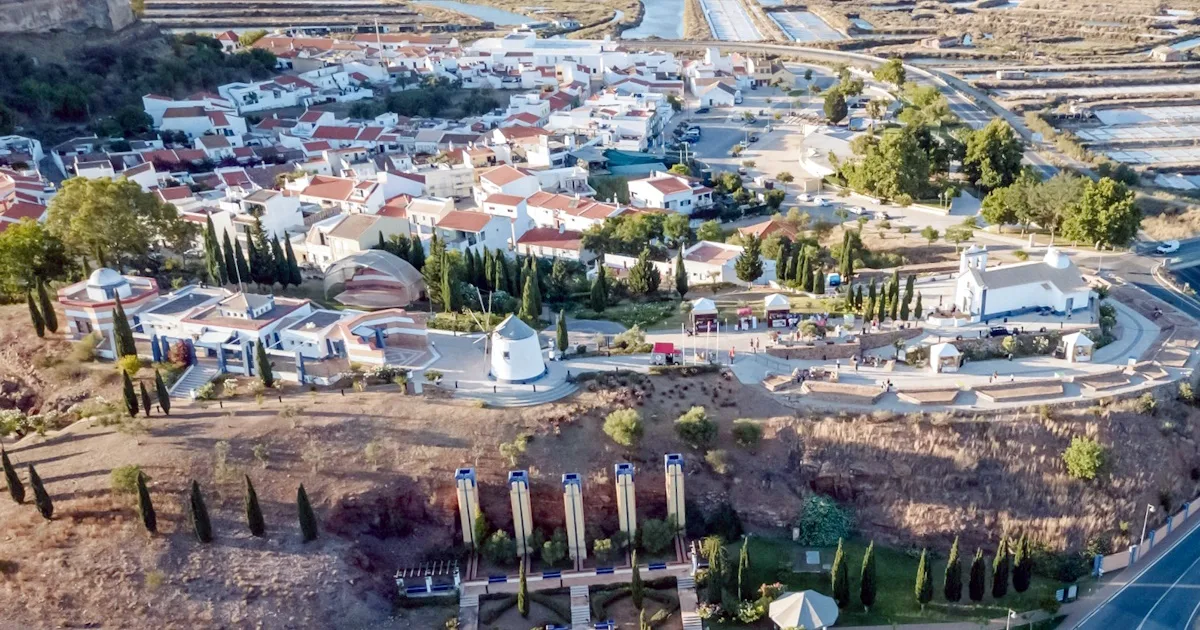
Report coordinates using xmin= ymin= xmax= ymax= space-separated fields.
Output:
xmin=954 ymin=245 xmax=1094 ymax=320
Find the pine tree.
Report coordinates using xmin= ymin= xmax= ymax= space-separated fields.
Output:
xmin=631 ymin=549 xmax=645 ymax=608
xmin=233 ymin=239 xmax=251 ymax=287
xmin=590 ymin=264 xmax=608 ymax=312
xmin=1013 ymin=535 xmax=1032 ymax=593
xmin=675 ymin=249 xmax=689 ymax=297
xmin=245 ymin=475 xmax=265 ymax=537
xmin=735 ymin=234 xmax=764 ymax=284
xmin=517 ymin=557 xmax=529 ymax=616
xmin=2 ymin=449 xmax=24 ymax=504
xmin=139 ymin=380 xmax=152 ymax=417
xmin=297 ymin=484 xmax=318 ymax=542
xmin=944 ymin=535 xmax=963 ymax=602
xmin=969 ymin=548 xmax=986 ymax=602
xmin=628 ymin=248 xmax=660 ymax=296
xmin=222 ymin=231 xmax=239 ymax=285
xmin=832 ymin=537 xmax=850 ymax=608
xmin=136 ymin=471 xmax=156 ymax=533
xmin=556 ymin=310 xmax=568 ymax=353
xmin=860 ymin=540 xmax=877 ymax=613
xmin=28 ymin=464 xmax=52 ymax=520
xmin=737 ymin=538 xmax=750 ymax=600
xmin=915 ymin=548 xmax=933 ymax=610
xmin=249 ymin=218 xmax=276 ymax=289
xmin=122 ymin=371 xmax=139 ymax=417
xmin=154 ymin=369 xmax=171 ymax=416
xmin=255 ymin=340 xmax=274 ymax=388
xmin=284 ymin=235 xmax=303 ymax=287
xmin=112 ymin=296 xmax=137 ymax=358
xmin=190 ymin=480 xmax=213 ymax=543
xmin=271 ymin=236 xmax=288 ymax=289
xmin=26 ymin=291 xmax=44 ymax=338
xmin=36 ymin=279 xmax=57 ymax=333
xmin=914 ymin=292 xmax=924 ymax=320
xmin=992 ymin=537 xmax=1010 ymax=599
xmin=204 ymin=215 xmax=226 ymax=286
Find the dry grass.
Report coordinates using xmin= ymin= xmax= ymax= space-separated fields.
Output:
xmin=684 ymin=0 xmax=711 ymax=40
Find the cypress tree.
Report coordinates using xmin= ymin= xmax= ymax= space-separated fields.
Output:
xmin=675 ymin=250 xmax=689 ymax=297
xmin=190 ymin=480 xmax=213 ymax=543
xmin=737 ymin=538 xmax=750 ymax=600
xmin=876 ymin=289 xmax=888 ymax=322
xmin=28 ymin=464 xmax=52 ymax=520
xmin=969 ymin=548 xmax=986 ymax=602
xmin=631 ymin=549 xmax=645 ymax=608
xmin=377 ymin=231 xmax=387 ymax=251
xmin=775 ymin=238 xmax=792 ymax=283
xmin=814 ymin=268 xmax=825 ymax=295
xmin=234 ymin=239 xmax=251 ymax=288
xmin=860 ymin=540 xmax=877 ymax=613
xmin=112 ymin=296 xmax=136 ymax=358
xmin=1013 ymin=535 xmax=1032 ymax=593
xmin=914 ymin=292 xmax=924 ymax=320
xmin=900 ymin=291 xmax=912 ymax=320
xmin=245 ymin=475 xmax=265 ymax=537
xmin=222 ymin=231 xmax=239 ymax=285
xmin=204 ymin=215 xmax=226 ymax=286
xmin=944 ymin=535 xmax=963 ymax=602
xmin=482 ymin=246 xmax=494 ymax=291
xmin=440 ymin=258 xmax=457 ymax=313
xmin=297 ymin=484 xmax=318 ymax=542
xmin=255 ymin=340 xmax=274 ymax=388
xmin=465 ymin=249 xmax=477 ymax=289
xmin=250 ymin=218 xmax=276 ymax=290
xmin=520 ymin=274 xmax=539 ymax=322
xmin=556 ymin=310 xmax=568 ymax=353
xmin=284 ymin=236 xmax=303 ymax=287
xmin=590 ymin=265 xmax=608 ymax=312
xmin=903 ymin=274 xmax=916 ymax=307
xmin=2 ymin=449 xmax=24 ymax=504
xmin=915 ymin=548 xmax=933 ymax=610
xmin=271 ymin=236 xmax=288 ymax=289
xmin=517 ymin=557 xmax=529 ymax=616
xmin=26 ymin=291 xmax=44 ymax=338
xmin=154 ymin=369 xmax=171 ymax=416
xmin=36 ymin=279 xmax=57 ymax=333
xmin=864 ymin=295 xmax=875 ymax=321
xmin=798 ymin=252 xmax=811 ymax=292
xmin=122 ymin=371 xmax=139 ymax=417
xmin=139 ymin=380 xmax=152 ymax=417
xmin=408 ymin=236 xmax=426 ymax=271
xmin=992 ymin=537 xmax=1010 ymax=599
xmin=136 ymin=471 xmax=156 ymax=533
xmin=855 ymin=284 xmax=864 ymax=309
xmin=832 ymin=537 xmax=850 ymax=609
xmin=868 ymin=279 xmax=877 ymax=307
xmin=494 ymin=251 xmax=509 ymax=296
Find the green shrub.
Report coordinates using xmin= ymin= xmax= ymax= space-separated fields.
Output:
xmin=1013 ymin=250 xmax=1029 ymax=261
xmin=675 ymin=406 xmax=717 ymax=449
xmin=705 ymin=449 xmax=732 ymax=475
xmin=731 ymin=419 xmax=763 ymax=448
xmin=110 ymin=464 xmax=146 ymax=494
xmin=795 ymin=495 xmax=853 ymax=546
xmin=116 ymin=355 xmax=143 ymax=377
xmin=482 ymin=530 xmax=516 ymax=566
xmin=640 ymin=518 xmax=677 ymax=554
xmin=603 ymin=408 xmax=643 ymax=447
xmin=1062 ymin=436 xmax=1106 ymax=480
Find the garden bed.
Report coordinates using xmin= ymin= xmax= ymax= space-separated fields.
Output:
xmin=896 ymin=388 xmax=962 ymax=405
xmin=975 ymin=380 xmax=1065 ymax=403
xmin=800 ymin=381 xmax=884 ymax=404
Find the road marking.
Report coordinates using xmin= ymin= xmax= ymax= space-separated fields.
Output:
xmin=1133 ymin=552 xmax=1200 ymax=630
xmin=1184 ymin=593 xmax=1200 ymax=629
xmin=1073 ymin=516 xmax=1200 ymax=629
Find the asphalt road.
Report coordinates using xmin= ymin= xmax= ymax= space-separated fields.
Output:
xmin=1074 ymin=517 xmax=1200 ymax=630
xmin=1108 ymin=238 xmax=1200 ymax=320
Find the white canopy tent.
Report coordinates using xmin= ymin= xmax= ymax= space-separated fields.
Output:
xmin=691 ymin=297 xmax=718 ymax=315
xmin=929 ymin=342 xmax=961 ymax=374
xmin=768 ymin=590 xmax=839 ymax=629
xmin=1061 ymin=331 xmax=1095 ymax=363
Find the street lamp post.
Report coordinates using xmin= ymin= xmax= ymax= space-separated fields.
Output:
xmin=1005 ymin=609 xmax=1017 ymax=630
xmin=1140 ymin=503 xmax=1157 ymax=551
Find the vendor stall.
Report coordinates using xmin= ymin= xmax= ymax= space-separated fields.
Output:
xmin=764 ymin=293 xmax=791 ymax=328
xmin=1059 ymin=331 xmax=1094 ymax=363
xmin=929 ymin=342 xmax=961 ymax=374
xmin=691 ymin=297 xmax=719 ymax=333
xmin=651 ymin=342 xmax=682 ymax=365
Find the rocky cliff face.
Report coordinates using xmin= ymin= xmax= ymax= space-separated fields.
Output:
xmin=0 ymin=0 xmax=134 ymax=33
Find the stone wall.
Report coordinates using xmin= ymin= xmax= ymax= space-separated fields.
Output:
xmin=0 ymin=0 xmax=134 ymax=33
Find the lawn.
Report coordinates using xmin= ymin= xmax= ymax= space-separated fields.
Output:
xmin=710 ymin=536 xmax=1072 ymax=628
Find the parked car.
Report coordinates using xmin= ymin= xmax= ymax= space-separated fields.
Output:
xmin=748 ymin=135 xmax=760 ymax=143
xmin=797 ymin=193 xmax=813 ymax=202
xmin=989 ymin=326 xmax=1010 ymax=337
xmin=815 ymin=197 xmax=831 ymax=207
xmin=873 ymin=211 xmax=891 ymax=221
xmin=1157 ymin=240 xmax=1181 ymax=254
xmin=695 ymin=106 xmax=710 ymax=114
xmin=845 ymin=205 xmax=867 ymax=215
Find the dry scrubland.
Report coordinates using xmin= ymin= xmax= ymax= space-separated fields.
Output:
xmin=0 ymin=304 xmax=1194 ymax=625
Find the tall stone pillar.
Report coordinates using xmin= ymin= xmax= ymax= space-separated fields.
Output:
xmin=562 ymin=473 xmax=586 ymax=561
xmin=509 ymin=470 xmax=534 ymax=557
xmin=455 ymin=468 xmax=480 ymax=547
xmin=665 ymin=454 xmax=686 ymax=531
xmin=615 ymin=463 xmax=637 ymax=541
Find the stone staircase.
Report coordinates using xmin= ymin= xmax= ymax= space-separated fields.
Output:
xmin=677 ymin=576 xmax=703 ymax=630
xmin=569 ymin=584 xmax=590 ymax=629
xmin=455 ymin=382 xmax=579 ymax=408
xmin=168 ymin=364 xmax=220 ymax=400
xmin=457 ymin=592 xmax=479 ymax=630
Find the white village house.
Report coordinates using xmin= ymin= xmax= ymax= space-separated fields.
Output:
xmin=954 ymin=245 xmax=1095 ymax=320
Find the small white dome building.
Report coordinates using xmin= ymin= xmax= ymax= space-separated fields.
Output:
xmin=491 ymin=315 xmax=546 ymax=383
xmin=85 ymin=268 xmax=133 ymax=302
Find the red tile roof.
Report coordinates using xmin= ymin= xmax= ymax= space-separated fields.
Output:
xmin=481 ymin=164 xmax=532 ymax=187
xmin=484 ymin=193 xmax=525 ymax=206
xmin=516 ymin=227 xmax=583 ymax=251
xmin=437 ymin=210 xmax=492 ymax=232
